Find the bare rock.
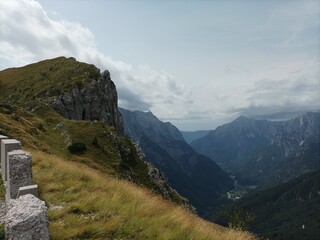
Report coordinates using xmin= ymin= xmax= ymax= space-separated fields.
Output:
xmin=53 ymin=70 xmax=124 ymax=134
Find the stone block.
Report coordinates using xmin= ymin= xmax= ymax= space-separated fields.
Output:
xmin=17 ymin=185 xmax=39 ymax=199
xmin=0 ymin=135 xmax=8 ymax=167
xmin=6 ymin=150 xmax=32 ymax=200
xmin=5 ymin=194 xmax=50 ymax=240
xmin=1 ymin=139 xmax=21 ymax=181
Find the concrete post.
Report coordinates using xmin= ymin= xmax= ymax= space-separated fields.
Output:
xmin=6 ymin=150 xmax=32 ymax=200
xmin=5 ymin=194 xmax=50 ymax=240
xmin=1 ymin=139 xmax=21 ymax=181
xmin=0 ymin=135 xmax=8 ymax=165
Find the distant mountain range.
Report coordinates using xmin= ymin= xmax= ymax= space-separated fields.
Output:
xmin=120 ymin=108 xmax=234 ymax=217
xmin=191 ymin=112 xmax=320 ymax=188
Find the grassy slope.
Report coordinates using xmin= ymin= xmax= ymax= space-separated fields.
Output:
xmin=0 ymin=57 xmax=255 ymax=239
xmin=0 ymin=57 xmax=100 ymax=107
xmin=33 ymin=150 xmax=253 ymax=240
xmin=0 ymin=106 xmax=254 ymax=240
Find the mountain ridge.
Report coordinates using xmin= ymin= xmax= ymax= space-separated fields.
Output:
xmin=191 ymin=112 xmax=320 ymax=187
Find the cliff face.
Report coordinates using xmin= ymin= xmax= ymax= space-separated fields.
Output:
xmin=52 ymin=70 xmax=123 ymax=134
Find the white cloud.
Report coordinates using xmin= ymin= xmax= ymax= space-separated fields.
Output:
xmin=227 ymin=59 xmax=320 ymax=119
xmin=0 ymin=0 xmax=191 ymax=120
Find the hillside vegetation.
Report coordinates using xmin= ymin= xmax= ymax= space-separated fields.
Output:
xmin=0 ymin=57 xmax=100 ymax=107
xmin=0 ymin=58 xmax=255 ymax=239
xmin=236 ymin=171 xmax=320 ymax=240
xmin=216 ymin=171 xmax=320 ymax=240
xmin=32 ymin=150 xmax=253 ymax=239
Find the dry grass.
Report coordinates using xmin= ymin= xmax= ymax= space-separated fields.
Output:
xmin=32 ymin=150 xmax=255 ymax=240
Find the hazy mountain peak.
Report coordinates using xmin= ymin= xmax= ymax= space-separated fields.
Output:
xmin=235 ymin=115 xmax=250 ymax=121
xmin=119 ymin=108 xmax=185 ymax=142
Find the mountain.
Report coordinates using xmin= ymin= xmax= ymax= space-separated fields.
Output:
xmin=120 ymin=108 xmax=234 ymax=217
xmin=0 ymin=57 xmax=257 ymax=239
xmin=221 ymin=170 xmax=320 ymax=240
xmin=1 ymin=57 xmax=123 ymax=133
xmin=181 ymin=130 xmax=210 ymax=144
xmin=191 ymin=113 xmax=320 ymax=188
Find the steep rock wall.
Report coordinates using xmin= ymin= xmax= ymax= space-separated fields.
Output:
xmin=52 ymin=70 xmax=123 ymax=134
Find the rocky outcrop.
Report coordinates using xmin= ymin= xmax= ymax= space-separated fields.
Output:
xmin=53 ymin=70 xmax=124 ymax=134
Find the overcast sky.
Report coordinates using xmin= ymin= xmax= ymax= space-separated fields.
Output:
xmin=1 ymin=0 xmax=319 ymax=130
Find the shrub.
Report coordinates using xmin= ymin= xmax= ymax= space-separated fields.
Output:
xmin=68 ymin=142 xmax=87 ymax=155
xmin=221 ymin=207 xmax=255 ymax=230
xmin=92 ymin=136 xmax=100 ymax=149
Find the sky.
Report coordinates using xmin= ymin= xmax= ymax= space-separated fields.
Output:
xmin=0 ymin=0 xmax=319 ymax=130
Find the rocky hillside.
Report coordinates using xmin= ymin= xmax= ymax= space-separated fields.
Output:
xmin=191 ymin=113 xmax=320 ymax=188
xmin=0 ymin=57 xmax=255 ymax=239
xmin=0 ymin=57 xmax=123 ymax=133
xmin=120 ymin=108 xmax=234 ymax=217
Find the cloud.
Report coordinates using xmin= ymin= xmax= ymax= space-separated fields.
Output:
xmin=117 ymin=87 xmax=151 ymax=111
xmin=0 ymin=0 xmax=190 ymax=119
xmin=229 ymin=67 xmax=320 ymax=120
xmin=269 ymin=0 xmax=320 ymax=49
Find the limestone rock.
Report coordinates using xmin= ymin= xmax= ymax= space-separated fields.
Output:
xmin=53 ymin=70 xmax=124 ymax=134
xmin=5 ymin=194 xmax=49 ymax=240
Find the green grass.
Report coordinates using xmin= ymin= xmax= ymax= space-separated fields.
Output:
xmin=0 ymin=57 xmax=100 ymax=108
xmin=0 ymin=177 xmax=5 ymax=201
